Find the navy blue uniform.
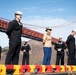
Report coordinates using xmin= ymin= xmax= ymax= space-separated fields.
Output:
xmin=21 ymin=44 xmax=31 ymax=65
xmin=0 ymin=46 xmax=2 ymax=61
xmin=66 ymin=34 xmax=75 ymax=65
xmin=5 ymin=19 xmax=22 ymax=65
xmin=55 ymin=41 xmax=66 ymax=65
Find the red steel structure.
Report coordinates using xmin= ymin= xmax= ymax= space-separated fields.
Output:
xmin=0 ymin=18 xmax=58 ymax=43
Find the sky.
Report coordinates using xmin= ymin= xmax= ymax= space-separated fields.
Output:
xmin=0 ymin=0 xmax=76 ymax=47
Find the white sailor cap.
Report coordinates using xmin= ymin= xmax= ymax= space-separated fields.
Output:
xmin=45 ymin=27 xmax=52 ymax=31
xmin=58 ymin=36 xmax=63 ymax=39
xmin=72 ymin=29 xmax=76 ymax=32
xmin=15 ymin=11 xmax=22 ymax=15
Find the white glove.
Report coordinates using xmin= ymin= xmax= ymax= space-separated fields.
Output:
xmin=23 ymin=50 xmax=26 ymax=52
xmin=58 ymin=48 xmax=61 ymax=51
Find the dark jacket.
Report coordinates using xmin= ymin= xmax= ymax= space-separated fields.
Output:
xmin=6 ymin=20 xmax=22 ymax=43
xmin=21 ymin=44 xmax=31 ymax=52
xmin=66 ymin=34 xmax=75 ymax=52
xmin=0 ymin=46 xmax=2 ymax=54
xmin=55 ymin=41 xmax=66 ymax=52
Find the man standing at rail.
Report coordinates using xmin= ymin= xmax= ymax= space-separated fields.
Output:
xmin=42 ymin=28 xmax=52 ymax=65
xmin=66 ymin=29 xmax=76 ymax=65
xmin=55 ymin=36 xmax=66 ymax=65
xmin=21 ymin=41 xmax=31 ymax=65
xmin=5 ymin=11 xmax=23 ymax=74
xmin=0 ymin=46 xmax=2 ymax=62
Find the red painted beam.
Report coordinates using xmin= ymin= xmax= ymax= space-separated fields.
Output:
xmin=0 ymin=19 xmax=58 ymax=43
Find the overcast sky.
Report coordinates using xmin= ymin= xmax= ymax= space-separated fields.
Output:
xmin=0 ymin=0 xmax=76 ymax=47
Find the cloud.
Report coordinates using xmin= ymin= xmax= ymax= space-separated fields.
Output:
xmin=40 ymin=8 xmax=65 ymax=13
xmin=0 ymin=16 xmax=76 ymax=47
xmin=21 ymin=7 xmax=65 ymax=14
xmin=51 ymin=0 xmax=58 ymax=3
xmin=50 ymin=8 xmax=65 ymax=12
xmin=22 ymin=16 xmax=76 ymax=41
xmin=21 ymin=7 xmax=37 ymax=13
xmin=71 ymin=16 xmax=76 ymax=20
xmin=22 ymin=16 xmax=67 ymax=35
xmin=22 ymin=16 xmax=67 ymax=27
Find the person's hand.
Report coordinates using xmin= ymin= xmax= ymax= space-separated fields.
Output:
xmin=23 ymin=50 xmax=26 ymax=52
xmin=43 ymin=42 xmax=45 ymax=45
xmin=29 ymin=51 xmax=32 ymax=54
xmin=20 ymin=50 xmax=23 ymax=53
xmin=58 ymin=48 xmax=61 ymax=51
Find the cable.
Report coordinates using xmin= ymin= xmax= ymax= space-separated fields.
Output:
xmin=0 ymin=17 xmax=76 ymax=29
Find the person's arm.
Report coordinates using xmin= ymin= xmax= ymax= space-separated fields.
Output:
xmin=6 ymin=21 xmax=15 ymax=37
xmin=21 ymin=46 xmax=26 ymax=52
xmin=28 ymin=45 xmax=31 ymax=50
xmin=54 ymin=43 xmax=62 ymax=51
xmin=27 ymin=45 xmax=31 ymax=51
xmin=66 ymin=35 xmax=72 ymax=46
xmin=21 ymin=46 xmax=24 ymax=51
xmin=54 ymin=43 xmax=58 ymax=51
xmin=20 ymin=22 xmax=23 ymax=34
xmin=27 ymin=45 xmax=32 ymax=54
xmin=43 ymin=34 xmax=47 ymax=45
xmin=0 ymin=46 xmax=2 ymax=54
xmin=62 ymin=42 xmax=67 ymax=50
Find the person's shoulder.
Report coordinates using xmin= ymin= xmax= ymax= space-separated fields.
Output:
xmin=44 ymin=33 xmax=48 ymax=36
xmin=9 ymin=20 xmax=16 ymax=24
xmin=0 ymin=46 xmax=2 ymax=49
xmin=68 ymin=34 xmax=73 ymax=38
xmin=62 ymin=41 xmax=65 ymax=44
xmin=27 ymin=44 xmax=30 ymax=46
xmin=55 ymin=41 xmax=58 ymax=44
xmin=10 ymin=20 xmax=18 ymax=26
xmin=12 ymin=19 xmax=17 ymax=23
xmin=69 ymin=34 xmax=72 ymax=37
